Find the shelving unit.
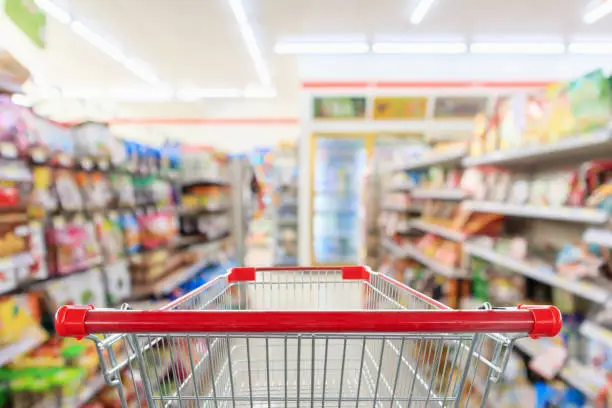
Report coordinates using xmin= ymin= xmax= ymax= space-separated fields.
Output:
xmin=515 ymin=337 xmax=604 ymax=401
xmin=394 ymin=147 xmax=467 ymax=171
xmin=382 ymin=238 xmax=465 ymax=278
xmin=583 ymin=228 xmax=612 ymax=248
xmin=463 ymin=200 xmax=609 ymax=224
xmin=0 ymin=330 xmax=47 ymax=366
xmin=462 ymin=125 xmax=612 ymax=168
xmin=376 ymin=104 xmax=612 ymax=404
xmin=272 ymin=144 xmax=299 ymax=266
xmin=464 ymin=243 xmax=611 ymax=303
xmin=410 ymin=219 xmax=466 ymax=242
xmin=580 ymin=320 xmax=612 ymax=349
xmin=412 ymin=188 xmax=467 ymax=201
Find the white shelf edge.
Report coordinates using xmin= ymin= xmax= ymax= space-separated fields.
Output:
xmin=77 ymin=375 xmax=106 ymax=406
xmin=516 ymin=338 xmax=604 ymax=400
xmin=154 ymin=258 xmax=216 ymax=296
xmin=412 ymin=188 xmax=467 ymax=201
xmin=380 ymin=205 xmax=421 ymax=213
xmin=583 ymin=228 xmax=612 ymax=248
xmin=464 ymin=244 xmax=610 ymax=304
xmin=462 ymin=126 xmax=612 ymax=167
xmin=410 ymin=220 xmax=465 ymax=242
xmin=383 ymin=238 xmax=465 ymax=278
xmin=387 ymin=183 xmax=414 ymax=192
xmin=394 ymin=148 xmax=467 ymax=171
xmin=463 ymin=200 xmax=609 ymax=225
xmin=580 ymin=321 xmax=612 ymax=349
xmin=0 ymin=331 xmax=46 ymax=366
xmin=382 ymin=238 xmax=405 ymax=258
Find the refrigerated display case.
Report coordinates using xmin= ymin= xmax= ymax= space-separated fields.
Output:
xmin=310 ymin=135 xmax=371 ymax=265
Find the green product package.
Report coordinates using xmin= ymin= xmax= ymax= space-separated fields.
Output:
xmin=470 ymin=258 xmax=489 ymax=302
xmin=569 ymin=69 xmax=612 ymax=133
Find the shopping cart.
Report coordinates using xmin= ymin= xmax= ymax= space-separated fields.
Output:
xmin=56 ymin=266 xmax=561 ymax=407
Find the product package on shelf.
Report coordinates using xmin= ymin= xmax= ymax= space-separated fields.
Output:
xmin=468 ymin=69 xmax=612 ymax=159
xmin=0 ymin=213 xmax=36 ymax=294
xmin=46 ymin=215 xmax=102 ymax=276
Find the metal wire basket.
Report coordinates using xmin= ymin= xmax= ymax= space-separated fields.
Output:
xmin=56 ymin=266 xmax=561 ymax=407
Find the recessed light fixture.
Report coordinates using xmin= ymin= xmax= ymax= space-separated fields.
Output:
xmin=410 ymin=0 xmax=436 ymax=24
xmin=34 ymin=0 xmax=71 ymax=24
xmin=243 ymin=87 xmax=277 ymax=98
xmin=33 ymin=0 xmax=278 ymax=98
xmin=176 ymin=88 xmax=243 ymax=101
xmin=568 ymin=41 xmax=612 ymax=54
xmin=10 ymin=94 xmax=33 ymax=107
xmin=35 ymin=0 xmax=161 ymax=85
xmin=372 ymin=42 xmax=467 ymax=54
xmin=228 ymin=0 xmax=271 ymax=86
xmin=470 ymin=42 xmax=565 ymax=54
xmin=274 ymin=42 xmax=370 ymax=54
xmin=583 ymin=0 xmax=612 ymax=24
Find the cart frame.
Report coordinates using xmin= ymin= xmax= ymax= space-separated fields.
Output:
xmin=56 ymin=266 xmax=561 ymax=407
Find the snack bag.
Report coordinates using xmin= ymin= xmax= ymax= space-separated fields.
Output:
xmin=569 ymin=69 xmax=612 ymax=133
xmin=546 ymin=81 xmax=576 ymax=141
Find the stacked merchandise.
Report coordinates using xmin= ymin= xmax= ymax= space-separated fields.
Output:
xmin=379 ymin=69 xmax=612 ymax=407
xmin=462 ymin=69 xmax=612 ymax=408
xmin=247 ymin=148 xmax=275 ymax=250
xmin=272 ymin=143 xmax=299 ymax=266
xmin=0 ymin=96 xmax=236 ymax=407
xmin=379 ymin=142 xmax=471 ymax=308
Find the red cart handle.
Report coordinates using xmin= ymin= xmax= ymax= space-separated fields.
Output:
xmin=56 ymin=304 xmax=561 ymax=340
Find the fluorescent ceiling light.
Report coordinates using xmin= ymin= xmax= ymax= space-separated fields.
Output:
xmin=583 ymin=0 xmax=612 ymax=24
xmin=36 ymin=0 xmax=160 ymax=85
xmin=107 ymin=87 xmax=174 ymax=101
xmin=11 ymin=94 xmax=33 ymax=107
xmin=180 ymin=88 xmax=243 ymax=100
xmin=60 ymin=87 xmax=106 ymax=99
xmin=274 ymin=42 xmax=369 ymax=54
xmin=70 ymin=21 xmax=124 ymax=63
xmin=243 ymin=87 xmax=277 ymax=98
xmin=228 ymin=0 xmax=271 ymax=86
xmin=410 ymin=0 xmax=436 ymax=24
xmin=372 ymin=42 xmax=467 ymax=54
xmin=28 ymin=85 xmax=278 ymax=101
xmin=70 ymin=21 xmax=159 ymax=85
xmin=34 ymin=0 xmax=71 ymax=24
xmin=176 ymin=88 xmax=243 ymax=101
xmin=470 ymin=42 xmax=565 ymax=54
xmin=568 ymin=42 xmax=612 ymax=54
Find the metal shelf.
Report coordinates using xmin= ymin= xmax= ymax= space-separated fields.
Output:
xmin=382 ymin=238 xmax=465 ymax=278
xmin=515 ymin=338 xmax=602 ymax=400
xmin=387 ymin=183 xmax=414 ymax=192
xmin=410 ymin=220 xmax=465 ymax=242
xmin=412 ymin=188 xmax=467 ymax=201
xmin=463 ymin=200 xmax=609 ymax=224
xmin=462 ymin=125 xmax=612 ymax=168
xmin=380 ymin=205 xmax=422 ymax=213
xmin=0 ymin=330 xmax=46 ymax=366
xmin=393 ymin=148 xmax=467 ymax=171
xmin=583 ymin=228 xmax=612 ymax=248
xmin=76 ymin=375 xmax=106 ymax=406
xmin=464 ymin=243 xmax=610 ymax=304
xmin=580 ymin=321 xmax=612 ymax=349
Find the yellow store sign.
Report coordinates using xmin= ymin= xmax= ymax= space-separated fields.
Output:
xmin=373 ymin=97 xmax=428 ymax=120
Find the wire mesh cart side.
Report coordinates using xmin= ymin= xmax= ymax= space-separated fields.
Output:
xmin=56 ymin=266 xmax=562 ymax=408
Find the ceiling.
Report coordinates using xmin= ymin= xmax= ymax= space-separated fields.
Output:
xmin=2 ymin=0 xmax=611 ymax=125
xmin=24 ymin=0 xmax=612 ymax=91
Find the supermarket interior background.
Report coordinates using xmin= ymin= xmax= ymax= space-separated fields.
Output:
xmin=2 ymin=0 xmax=612 ymax=406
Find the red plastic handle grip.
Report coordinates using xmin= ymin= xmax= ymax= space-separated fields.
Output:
xmin=55 ymin=305 xmax=562 ymax=338
xmin=227 ymin=266 xmax=370 ymax=282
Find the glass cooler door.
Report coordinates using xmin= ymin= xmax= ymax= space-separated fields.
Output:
xmin=312 ymin=136 xmax=367 ymax=264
